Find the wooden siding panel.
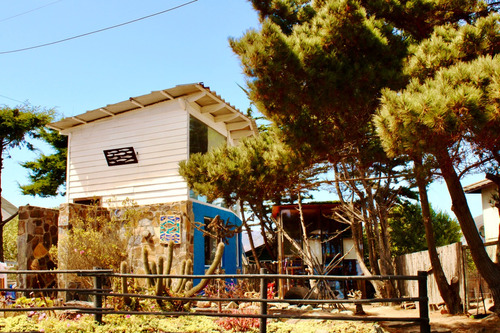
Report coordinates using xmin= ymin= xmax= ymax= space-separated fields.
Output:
xmin=67 ymin=100 xmax=189 ymax=206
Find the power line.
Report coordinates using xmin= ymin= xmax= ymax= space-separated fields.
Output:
xmin=0 ymin=94 xmax=24 ymax=103
xmin=0 ymin=0 xmax=198 ymax=55
xmin=0 ymin=0 xmax=64 ymax=23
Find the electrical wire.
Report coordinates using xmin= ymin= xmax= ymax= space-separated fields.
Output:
xmin=0 ymin=0 xmax=64 ymax=24
xmin=0 ymin=94 xmax=24 ymax=103
xmin=0 ymin=0 xmax=198 ymax=55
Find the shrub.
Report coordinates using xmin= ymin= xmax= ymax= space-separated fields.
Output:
xmin=52 ymin=200 xmax=141 ymax=288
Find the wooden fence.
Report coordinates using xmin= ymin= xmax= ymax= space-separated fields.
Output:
xmin=395 ymin=242 xmax=463 ymax=307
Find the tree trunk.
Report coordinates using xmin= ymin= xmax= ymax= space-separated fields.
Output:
xmin=437 ymin=152 xmax=500 ymax=313
xmin=240 ymin=201 xmax=261 ymax=271
xmin=415 ymin=160 xmax=462 ymax=314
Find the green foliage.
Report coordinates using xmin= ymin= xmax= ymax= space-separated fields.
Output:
xmin=389 ymin=202 xmax=462 ymax=256
xmin=0 ymin=313 xmax=381 ymax=332
xmin=2 ymin=216 xmax=18 ymax=262
xmin=0 ymin=104 xmax=54 ymax=261
xmin=230 ymin=0 xmax=407 ymax=162
xmin=0 ymin=105 xmax=54 ymax=153
xmin=20 ymin=128 xmax=67 ymax=197
xmin=180 ymin=129 xmax=312 ymax=207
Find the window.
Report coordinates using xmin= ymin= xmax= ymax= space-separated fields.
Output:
xmin=73 ymin=197 xmax=101 ymax=206
xmin=189 ymin=116 xmax=226 ymax=202
xmin=189 ymin=116 xmax=226 ymax=156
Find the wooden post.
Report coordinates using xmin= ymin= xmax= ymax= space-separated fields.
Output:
xmin=418 ymin=271 xmax=430 ymax=333
xmin=260 ymin=268 xmax=267 ymax=333
xmin=93 ymin=267 xmax=103 ymax=324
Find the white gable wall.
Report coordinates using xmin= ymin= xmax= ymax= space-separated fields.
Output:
xmin=481 ymin=186 xmax=500 ymax=242
xmin=65 ymin=99 xmax=190 ymax=207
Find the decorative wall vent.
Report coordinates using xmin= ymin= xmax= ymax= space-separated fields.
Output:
xmin=103 ymin=147 xmax=138 ymax=166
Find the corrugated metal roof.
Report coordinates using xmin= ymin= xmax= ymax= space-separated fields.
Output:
xmin=47 ymin=83 xmax=258 ymax=140
xmin=463 ymin=179 xmax=495 ymax=194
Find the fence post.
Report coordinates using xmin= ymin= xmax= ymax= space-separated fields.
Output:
xmin=418 ymin=271 xmax=430 ymax=333
xmin=93 ymin=267 xmax=103 ymax=324
xmin=259 ymin=268 xmax=267 ymax=333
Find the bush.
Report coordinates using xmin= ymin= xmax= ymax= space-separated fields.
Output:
xmin=51 ymin=201 xmax=141 ymax=288
xmin=3 ymin=216 xmax=18 ymax=262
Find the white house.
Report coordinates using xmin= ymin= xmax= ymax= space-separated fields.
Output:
xmin=47 ymin=83 xmax=258 ymax=277
xmin=48 ymin=83 xmax=257 ymax=207
xmin=464 ymin=179 xmax=500 ymax=243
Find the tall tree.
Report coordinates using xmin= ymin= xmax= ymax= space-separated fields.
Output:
xmin=0 ymin=105 xmax=53 ymax=261
xmin=231 ymin=0 xmax=491 ymax=300
xmin=20 ymin=128 xmax=67 ymax=197
xmin=374 ymin=13 xmax=500 ymax=312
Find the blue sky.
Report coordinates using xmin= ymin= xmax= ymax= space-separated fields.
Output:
xmin=0 ymin=0 xmax=483 ymax=218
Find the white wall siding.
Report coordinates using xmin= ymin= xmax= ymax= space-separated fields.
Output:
xmin=66 ymin=100 xmax=189 ymax=207
xmin=482 ymin=186 xmax=500 ymax=242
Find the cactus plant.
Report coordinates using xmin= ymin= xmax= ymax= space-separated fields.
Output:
xmin=120 ymin=261 xmax=132 ymax=306
xmin=142 ymin=240 xmax=225 ymax=298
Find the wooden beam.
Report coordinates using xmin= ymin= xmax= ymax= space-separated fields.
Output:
xmin=178 ymin=98 xmax=187 ymax=110
xmin=186 ymin=91 xmax=207 ymax=103
xmin=129 ymin=98 xmax=144 ymax=108
xmin=214 ymin=113 xmax=239 ymax=122
xmin=201 ymin=103 xmax=225 ymax=114
xmin=226 ymin=121 xmax=250 ymax=131
xmin=99 ymin=108 xmax=115 ymax=116
xmin=230 ymin=129 xmax=254 ymax=139
xmin=159 ymin=90 xmax=175 ymax=100
xmin=72 ymin=116 xmax=87 ymax=124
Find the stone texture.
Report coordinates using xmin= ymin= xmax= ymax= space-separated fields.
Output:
xmin=17 ymin=205 xmax=59 ymax=291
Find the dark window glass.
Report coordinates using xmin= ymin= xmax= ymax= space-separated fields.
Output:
xmin=189 ymin=116 xmax=208 ymax=155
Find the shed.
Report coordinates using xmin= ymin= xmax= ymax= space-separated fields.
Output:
xmin=48 ymin=83 xmax=257 ymax=277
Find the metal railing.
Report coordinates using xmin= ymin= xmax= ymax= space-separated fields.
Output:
xmin=0 ymin=269 xmax=430 ymax=333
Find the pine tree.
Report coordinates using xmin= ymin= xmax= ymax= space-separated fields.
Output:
xmin=374 ymin=13 xmax=500 ymax=312
xmin=0 ymin=105 xmax=53 ymax=261
xmin=231 ymin=0 xmax=495 ymax=306
xmin=20 ymin=128 xmax=67 ymax=197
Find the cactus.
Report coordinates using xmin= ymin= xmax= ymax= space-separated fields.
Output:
xmin=165 ymin=241 xmax=173 ymax=289
xmin=142 ymin=247 xmax=155 ymax=287
xmin=184 ymin=242 xmax=224 ymax=297
xmin=120 ymin=261 xmax=132 ymax=306
xmin=141 ymin=240 xmax=225 ymax=299
xmin=155 ymin=256 xmax=165 ymax=297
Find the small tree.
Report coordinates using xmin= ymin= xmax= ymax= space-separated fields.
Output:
xmin=179 ymin=128 xmax=319 ymax=270
xmin=0 ymin=105 xmax=53 ymax=261
xmin=389 ymin=202 xmax=462 ymax=256
xmin=20 ymin=128 xmax=67 ymax=197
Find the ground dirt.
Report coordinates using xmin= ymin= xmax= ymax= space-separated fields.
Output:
xmin=358 ymin=304 xmax=500 ymax=333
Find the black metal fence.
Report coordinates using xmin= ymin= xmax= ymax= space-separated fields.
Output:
xmin=0 ymin=269 xmax=430 ymax=333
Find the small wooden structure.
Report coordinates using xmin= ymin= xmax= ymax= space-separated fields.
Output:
xmin=47 ymin=83 xmax=258 ymax=276
xmin=272 ymin=203 xmax=359 ymax=298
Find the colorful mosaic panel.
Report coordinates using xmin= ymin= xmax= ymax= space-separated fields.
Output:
xmin=160 ymin=215 xmax=181 ymax=244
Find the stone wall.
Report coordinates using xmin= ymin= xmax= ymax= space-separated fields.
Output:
xmin=17 ymin=205 xmax=59 ymax=289
xmin=18 ymin=201 xmax=196 ymax=295
xmin=127 ymin=201 xmax=194 ymax=275
xmin=56 ymin=201 xmax=195 ymax=294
